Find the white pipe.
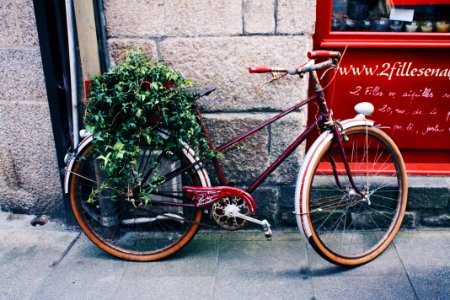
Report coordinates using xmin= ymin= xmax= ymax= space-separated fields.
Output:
xmin=65 ymin=0 xmax=80 ymax=148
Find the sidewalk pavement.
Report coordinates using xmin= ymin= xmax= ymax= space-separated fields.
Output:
xmin=0 ymin=212 xmax=449 ymax=300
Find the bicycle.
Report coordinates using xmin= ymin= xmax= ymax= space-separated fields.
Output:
xmin=64 ymin=50 xmax=407 ymax=266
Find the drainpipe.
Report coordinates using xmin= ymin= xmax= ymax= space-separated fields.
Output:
xmin=65 ymin=0 xmax=79 ymax=148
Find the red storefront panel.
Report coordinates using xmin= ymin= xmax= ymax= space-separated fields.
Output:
xmin=313 ymin=0 xmax=450 ymax=174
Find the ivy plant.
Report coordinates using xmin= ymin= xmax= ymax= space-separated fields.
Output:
xmin=84 ymin=49 xmax=214 ymax=204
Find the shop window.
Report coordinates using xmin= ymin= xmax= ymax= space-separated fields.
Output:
xmin=331 ymin=0 xmax=450 ymax=32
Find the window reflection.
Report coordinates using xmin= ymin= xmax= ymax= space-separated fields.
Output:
xmin=331 ymin=0 xmax=450 ymax=32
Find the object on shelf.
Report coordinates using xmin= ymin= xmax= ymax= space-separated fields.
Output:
xmin=436 ymin=21 xmax=449 ymax=32
xmin=405 ymin=21 xmax=419 ymax=32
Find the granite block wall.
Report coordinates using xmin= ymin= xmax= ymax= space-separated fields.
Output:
xmin=103 ymin=0 xmax=316 ymax=223
xmin=102 ymin=0 xmax=450 ymax=227
xmin=1 ymin=0 xmax=446 ymax=226
xmin=0 ymin=0 xmax=63 ymax=215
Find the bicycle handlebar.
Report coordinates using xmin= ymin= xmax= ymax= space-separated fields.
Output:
xmin=307 ymin=50 xmax=341 ymax=59
xmin=248 ymin=66 xmax=288 ymax=73
xmin=248 ymin=50 xmax=341 ymax=76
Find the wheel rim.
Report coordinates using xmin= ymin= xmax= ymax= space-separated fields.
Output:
xmin=70 ymin=144 xmax=203 ymax=260
xmin=306 ymin=126 xmax=407 ymax=264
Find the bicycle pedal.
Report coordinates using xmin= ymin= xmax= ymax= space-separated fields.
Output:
xmin=261 ymin=220 xmax=272 ymax=240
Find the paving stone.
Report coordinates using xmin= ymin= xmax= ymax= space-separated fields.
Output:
xmin=35 ymin=234 xmax=128 ymax=300
xmin=1 ymin=226 xmax=449 ymax=300
xmin=307 ymin=242 xmax=406 ymax=277
xmin=394 ymin=230 xmax=450 ymax=300
xmin=123 ymin=235 xmax=221 ymax=276
xmin=217 ymin=239 xmax=308 ymax=276
xmin=213 ymin=276 xmax=313 ymax=300
xmin=0 ymin=227 xmax=79 ymax=300
xmin=311 ymin=275 xmax=416 ymax=300
xmin=116 ymin=275 xmax=215 ymax=300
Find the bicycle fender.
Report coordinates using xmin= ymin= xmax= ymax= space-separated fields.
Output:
xmin=64 ymin=134 xmax=94 ymax=194
xmin=294 ymin=117 xmax=375 ymax=242
xmin=64 ymin=133 xmax=211 ymax=194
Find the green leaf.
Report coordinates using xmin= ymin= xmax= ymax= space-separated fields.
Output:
xmin=144 ymin=134 xmax=151 ymax=145
xmin=84 ymin=47 xmax=219 ymax=204
xmin=97 ymin=152 xmax=112 ymax=166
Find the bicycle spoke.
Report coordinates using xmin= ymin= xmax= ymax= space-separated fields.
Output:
xmin=304 ymin=126 xmax=407 ymax=265
xmin=69 ymin=141 xmax=206 ymax=261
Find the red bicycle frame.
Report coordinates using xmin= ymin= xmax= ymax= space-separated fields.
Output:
xmin=151 ymin=56 xmax=365 ymax=205
xmin=194 ymin=93 xmax=326 ymax=194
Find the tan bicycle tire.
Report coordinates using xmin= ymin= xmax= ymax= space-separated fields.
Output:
xmin=69 ymin=142 xmax=206 ymax=261
xmin=302 ymin=126 xmax=407 ymax=266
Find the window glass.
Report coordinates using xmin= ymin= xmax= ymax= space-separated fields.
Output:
xmin=331 ymin=0 xmax=450 ymax=32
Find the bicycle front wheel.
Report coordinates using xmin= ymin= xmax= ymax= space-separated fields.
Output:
xmin=301 ymin=125 xmax=407 ymax=266
xmin=69 ymin=142 xmax=208 ymax=261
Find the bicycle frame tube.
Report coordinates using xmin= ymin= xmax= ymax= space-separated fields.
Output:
xmin=149 ymin=95 xmax=317 ymax=190
xmin=214 ymin=95 xmax=318 ymax=154
xmin=246 ymin=116 xmax=322 ymax=193
xmin=331 ymin=124 xmax=366 ymax=197
xmin=154 ymin=66 xmax=364 ymax=199
xmin=195 ymin=94 xmax=323 ymax=192
xmin=195 ymin=104 xmax=228 ymax=185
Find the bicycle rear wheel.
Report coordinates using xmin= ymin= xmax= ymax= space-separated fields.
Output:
xmin=69 ymin=142 xmax=208 ymax=261
xmin=301 ymin=125 xmax=407 ymax=266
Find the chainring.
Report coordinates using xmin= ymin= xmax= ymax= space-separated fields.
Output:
xmin=211 ymin=196 xmax=249 ymax=230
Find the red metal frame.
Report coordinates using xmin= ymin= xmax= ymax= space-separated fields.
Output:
xmin=197 ymin=93 xmax=323 ymax=193
xmin=180 ymin=55 xmax=370 ymax=203
xmin=149 ymin=90 xmax=328 ymax=212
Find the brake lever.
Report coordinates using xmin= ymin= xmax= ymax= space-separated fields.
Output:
xmin=256 ymin=71 xmax=288 ymax=93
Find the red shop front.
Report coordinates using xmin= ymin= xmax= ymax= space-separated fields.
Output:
xmin=313 ymin=0 xmax=450 ymax=174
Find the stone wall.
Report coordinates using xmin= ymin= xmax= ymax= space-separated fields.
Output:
xmin=0 ymin=0 xmax=447 ymax=227
xmin=0 ymin=1 xmax=63 ymax=215
xmin=103 ymin=0 xmax=316 ymax=223
xmin=103 ymin=0 xmax=450 ymax=227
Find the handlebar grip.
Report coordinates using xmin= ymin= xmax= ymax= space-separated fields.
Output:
xmin=307 ymin=50 xmax=341 ymax=59
xmin=248 ymin=66 xmax=273 ymax=73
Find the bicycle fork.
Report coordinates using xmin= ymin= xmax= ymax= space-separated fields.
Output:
xmin=329 ymin=123 xmax=368 ymax=200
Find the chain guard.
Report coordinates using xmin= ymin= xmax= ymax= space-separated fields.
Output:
xmin=211 ymin=196 xmax=249 ymax=230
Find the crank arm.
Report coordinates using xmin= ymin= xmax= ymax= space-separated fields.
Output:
xmin=229 ymin=211 xmax=272 ymax=240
